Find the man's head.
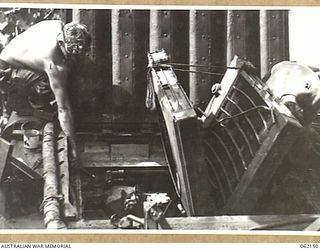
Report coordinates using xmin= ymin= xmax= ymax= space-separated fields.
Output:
xmin=61 ymin=22 xmax=91 ymax=56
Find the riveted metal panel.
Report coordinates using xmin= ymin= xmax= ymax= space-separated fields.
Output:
xmin=189 ymin=10 xmax=212 ymax=109
xmin=227 ymin=10 xmax=260 ymax=74
xmin=112 ymin=9 xmax=135 ymax=111
xmin=150 ymin=10 xmax=173 ymax=57
xmin=260 ymin=10 xmax=289 ymax=78
xmin=211 ymin=10 xmax=227 ymax=76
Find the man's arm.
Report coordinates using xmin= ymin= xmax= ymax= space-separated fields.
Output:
xmin=45 ymin=62 xmax=77 ymax=160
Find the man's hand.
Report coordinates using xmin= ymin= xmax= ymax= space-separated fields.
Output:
xmin=70 ymin=138 xmax=78 ymax=158
xmin=211 ymin=83 xmax=221 ymax=97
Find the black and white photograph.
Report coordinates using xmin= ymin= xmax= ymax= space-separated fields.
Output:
xmin=0 ymin=5 xmax=319 ymax=233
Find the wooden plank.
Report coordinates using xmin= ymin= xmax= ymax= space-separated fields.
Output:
xmin=189 ymin=10 xmax=212 ymax=109
xmin=202 ymin=57 xmax=241 ymax=126
xmin=67 ymin=214 xmax=320 ymax=230
xmin=222 ymin=114 xmax=302 ymax=214
xmin=9 ymin=157 xmax=42 ymax=180
xmin=260 ymin=10 xmax=289 ymax=78
xmin=111 ymin=144 xmax=149 ymax=161
xmin=79 ymin=159 xmax=167 ymax=168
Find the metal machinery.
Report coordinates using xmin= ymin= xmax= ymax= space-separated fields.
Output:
xmin=1 ymin=49 xmax=320 ymax=230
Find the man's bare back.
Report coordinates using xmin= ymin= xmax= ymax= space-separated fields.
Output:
xmin=0 ymin=20 xmax=65 ymax=72
xmin=0 ymin=20 xmax=91 ymax=161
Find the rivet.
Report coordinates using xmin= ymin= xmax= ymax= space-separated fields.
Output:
xmin=236 ymin=35 xmax=241 ymax=39
xmin=272 ymin=36 xmax=277 ymax=40
xmin=202 ymin=34 xmax=206 ymax=39
xmin=124 ymin=32 xmax=129 ymax=36
xmin=163 ymin=11 xmax=168 ymax=15
xmin=202 ymin=57 xmax=206 ymax=61
xmin=125 ymin=77 xmax=129 ymax=81
xmin=201 ymin=12 xmax=205 ymax=16
xmin=125 ymin=54 xmax=129 ymax=58
xmin=163 ymin=33 xmax=168 ymax=37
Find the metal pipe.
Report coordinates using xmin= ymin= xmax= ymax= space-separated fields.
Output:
xmin=42 ymin=122 xmax=66 ymax=229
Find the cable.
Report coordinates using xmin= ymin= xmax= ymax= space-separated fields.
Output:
xmin=215 ymin=105 xmax=274 ymax=127
xmin=168 ymin=62 xmax=226 ymax=70
xmin=172 ymin=67 xmax=225 ymax=76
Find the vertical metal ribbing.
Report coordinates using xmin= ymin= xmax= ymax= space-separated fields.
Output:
xmin=189 ymin=10 xmax=212 ymax=109
xmin=149 ymin=10 xmax=173 ymax=56
xmin=112 ymin=9 xmax=135 ymax=110
xmin=260 ymin=10 xmax=289 ymax=78
xmin=149 ymin=10 xmax=160 ymax=52
xmin=72 ymin=9 xmax=81 ymax=23
xmin=227 ymin=10 xmax=260 ymax=73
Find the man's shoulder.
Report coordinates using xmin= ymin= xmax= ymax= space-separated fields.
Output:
xmin=29 ymin=20 xmax=63 ymax=31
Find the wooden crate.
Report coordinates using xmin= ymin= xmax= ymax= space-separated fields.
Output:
xmin=202 ymin=57 xmax=303 ymax=214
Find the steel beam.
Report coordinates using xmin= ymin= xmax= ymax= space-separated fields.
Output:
xmin=260 ymin=10 xmax=289 ymax=78
xmin=112 ymin=9 xmax=135 ymax=111
xmin=150 ymin=10 xmax=173 ymax=56
xmin=227 ymin=10 xmax=260 ymax=74
xmin=189 ymin=10 xmax=212 ymax=109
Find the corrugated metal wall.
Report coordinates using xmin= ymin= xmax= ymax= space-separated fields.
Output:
xmin=69 ymin=9 xmax=289 ymax=125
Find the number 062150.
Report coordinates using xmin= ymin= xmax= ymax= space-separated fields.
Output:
xmin=300 ymin=244 xmax=319 ymax=248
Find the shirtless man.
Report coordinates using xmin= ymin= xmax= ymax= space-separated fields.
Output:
xmin=0 ymin=20 xmax=91 ymax=160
